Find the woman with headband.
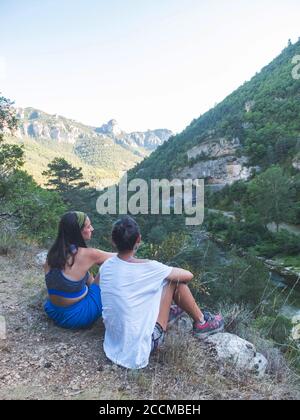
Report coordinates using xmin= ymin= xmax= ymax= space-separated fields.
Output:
xmin=43 ymin=211 xmax=115 ymax=329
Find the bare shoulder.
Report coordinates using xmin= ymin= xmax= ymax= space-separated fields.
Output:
xmin=79 ymin=247 xmax=115 ymax=265
xmin=78 ymin=247 xmax=100 ymax=259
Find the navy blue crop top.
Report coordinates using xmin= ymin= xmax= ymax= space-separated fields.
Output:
xmin=45 ymin=268 xmax=89 ymax=298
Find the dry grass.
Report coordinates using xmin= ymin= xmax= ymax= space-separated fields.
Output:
xmin=0 ymin=246 xmax=299 ymax=400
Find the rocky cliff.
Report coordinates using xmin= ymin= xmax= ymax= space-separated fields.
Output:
xmin=16 ymin=108 xmax=173 ymax=153
xmin=176 ymin=137 xmax=259 ymax=185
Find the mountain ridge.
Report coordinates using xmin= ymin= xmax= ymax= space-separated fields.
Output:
xmin=10 ymin=107 xmax=173 ymax=187
xmin=16 ymin=107 xmax=173 ymax=153
xmin=130 ymin=39 xmax=300 ymax=185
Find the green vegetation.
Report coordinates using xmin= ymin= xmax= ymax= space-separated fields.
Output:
xmin=0 ymin=96 xmax=23 ymax=176
xmin=125 ymin=40 xmax=300 ymax=373
xmin=130 ymin=40 xmax=300 ymax=180
xmin=2 ymin=39 xmax=300 ymax=378
xmin=42 ymin=157 xmax=89 ymax=203
xmin=0 ymin=95 xmax=66 ymax=246
xmin=8 ymin=106 xmax=151 ymax=187
xmin=205 ymin=165 xmax=300 ymax=260
xmin=5 ymin=135 xmax=136 ymax=188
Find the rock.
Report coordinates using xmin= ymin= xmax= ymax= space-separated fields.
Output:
xmin=18 ymin=107 xmax=173 ymax=151
xmin=44 ymin=362 xmax=52 ymax=369
xmin=176 ymin=313 xmax=193 ymax=333
xmin=187 ymin=137 xmax=241 ymax=160
xmin=245 ymin=100 xmax=255 ymax=113
xmin=291 ymin=314 xmax=300 ymax=341
xmin=291 ymin=324 xmax=300 ymax=341
xmin=206 ymin=333 xmax=268 ymax=377
xmin=174 ymin=136 xmax=262 ymax=185
xmin=292 ymin=157 xmax=300 ymax=171
xmin=292 ymin=314 xmax=300 ymax=325
xmin=0 ymin=315 xmax=7 ymax=340
xmin=96 ymin=120 xmax=172 ymax=150
xmin=96 ymin=119 xmax=124 ymax=137
xmin=176 ymin=154 xmax=258 ymax=186
xmin=35 ymin=251 xmax=48 ymax=266
xmin=248 ymin=354 xmax=269 ymax=378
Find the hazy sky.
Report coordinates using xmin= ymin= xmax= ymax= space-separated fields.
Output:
xmin=1 ymin=0 xmax=300 ymax=133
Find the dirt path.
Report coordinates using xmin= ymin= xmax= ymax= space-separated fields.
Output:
xmin=0 ymin=246 xmax=299 ymax=400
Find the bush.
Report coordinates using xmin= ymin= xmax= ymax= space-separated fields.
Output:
xmin=0 ymin=220 xmax=18 ymax=255
xmin=274 ymin=230 xmax=300 ymax=255
xmin=217 ymin=302 xmax=253 ymax=335
xmin=254 ymin=230 xmax=300 ymax=258
xmin=138 ymin=232 xmax=188 ymax=264
xmin=2 ymin=170 xmax=66 ymax=244
xmin=253 ymin=315 xmax=293 ymax=345
xmin=206 ymin=213 xmax=229 ymax=232
xmin=147 ymin=225 xmax=168 ymax=245
xmin=226 ymin=222 xmax=270 ymax=248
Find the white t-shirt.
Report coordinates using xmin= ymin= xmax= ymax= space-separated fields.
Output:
xmin=100 ymin=256 xmax=173 ymax=369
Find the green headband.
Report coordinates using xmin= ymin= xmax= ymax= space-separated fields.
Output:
xmin=75 ymin=211 xmax=86 ymax=229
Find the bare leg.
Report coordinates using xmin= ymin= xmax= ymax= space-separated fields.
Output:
xmin=173 ymin=283 xmax=204 ymax=323
xmin=156 ymin=282 xmax=177 ymax=330
xmin=156 ymin=282 xmax=204 ymax=330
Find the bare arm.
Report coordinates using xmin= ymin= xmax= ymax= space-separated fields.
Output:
xmin=87 ymin=248 xmax=116 ymax=265
xmin=166 ymin=267 xmax=194 ymax=283
xmin=43 ymin=260 xmax=50 ymax=274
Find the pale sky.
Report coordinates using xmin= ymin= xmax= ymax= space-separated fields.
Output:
xmin=1 ymin=0 xmax=300 ymax=133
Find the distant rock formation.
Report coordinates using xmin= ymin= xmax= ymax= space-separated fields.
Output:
xmin=16 ymin=107 xmax=173 ymax=152
xmin=95 ymin=119 xmax=173 ymax=151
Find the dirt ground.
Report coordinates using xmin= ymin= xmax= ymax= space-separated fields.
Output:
xmin=0 ymin=246 xmax=299 ymax=400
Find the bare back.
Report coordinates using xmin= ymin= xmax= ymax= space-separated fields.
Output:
xmin=45 ymin=247 xmax=99 ymax=307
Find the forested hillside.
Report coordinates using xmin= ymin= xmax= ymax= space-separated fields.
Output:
xmin=131 ymin=39 xmax=300 ymax=180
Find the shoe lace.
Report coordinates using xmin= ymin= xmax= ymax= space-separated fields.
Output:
xmin=203 ymin=310 xmax=214 ymax=322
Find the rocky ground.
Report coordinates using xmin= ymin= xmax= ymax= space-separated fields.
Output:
xmin=0 ymin=245 xmax=299 ymax=400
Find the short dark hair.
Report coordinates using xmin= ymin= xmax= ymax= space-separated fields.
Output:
xmin=112 ymin=216 xmax=140 ymax=252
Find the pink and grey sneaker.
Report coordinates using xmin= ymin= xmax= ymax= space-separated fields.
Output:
xmin=193 ymin=310 xmax=224 ymax=339
xmin=168 ymin=304 xmax=185 ymax=326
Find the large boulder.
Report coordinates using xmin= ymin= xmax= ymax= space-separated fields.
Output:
xmin=206 ymin=332 xmax=268 ymax=377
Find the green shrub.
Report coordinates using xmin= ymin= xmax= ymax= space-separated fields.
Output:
xmin=254 ymin=230 xmax=300 ymax=258
xmin=0 ymin=220 xmax=18 ymax=255
xmin=3 ymin=170 xmax=66 ymax=244
xmin=253 ymin=315 xmax=293 ymax=345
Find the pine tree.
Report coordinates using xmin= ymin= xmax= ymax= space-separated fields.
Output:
xmin=42 ymin=157 xmax=89 ymax=202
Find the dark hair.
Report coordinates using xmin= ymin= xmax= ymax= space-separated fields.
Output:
xmin=47 ymin=211 xmax=88 ymax=269
xmin=112 ymin=216 xmax=140 ymax=252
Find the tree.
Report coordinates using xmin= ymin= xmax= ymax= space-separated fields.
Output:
xmin=247 ymin=166 xmax=293 ymax=231
xmin=0 ymin=95 xmax=24 ymax=177
xmin=42 ymin=157 xmax=89 ymax=202
xmin=3 ymin=170 xmax=66 ymax=243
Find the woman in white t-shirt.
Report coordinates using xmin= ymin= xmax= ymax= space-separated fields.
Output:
xmin=100 ymin=216 xmax=224 ymax=369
